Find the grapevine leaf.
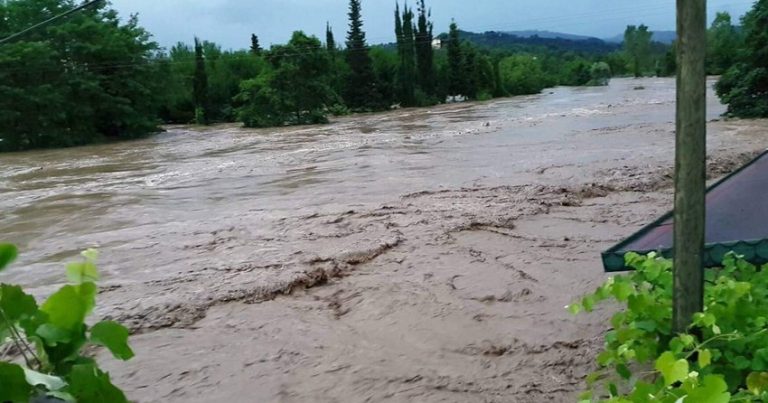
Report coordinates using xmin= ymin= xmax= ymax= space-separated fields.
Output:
xmin=679 ymin=334 xmax=695 ymax=347
xmin=567 ymin=303 xmax=582 ymax=315
xmin=684 ymin=375 xmax=730 ymax=403
xmin=0 ymin=362 xmax=31 ymax=402
xmin=613 ymin=281 xmax=633 ymax=301
xmin=90 ymin=321 xmax=134 ymax=360
xmin=747 ymin=372 xmax=768 ymax=395
xmin=67 ymin=364 xmax=128 ymax=403
xmin=0 ymin=243 xmax=18 ymax=272
xmin=655 ymin=351 xmax=689 ymax=386
xmin=698 ymin=349 xmax=712 ymax=369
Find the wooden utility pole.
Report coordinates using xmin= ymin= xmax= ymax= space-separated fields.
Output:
xmin=673 ymin=0 xmax=707 ymax=333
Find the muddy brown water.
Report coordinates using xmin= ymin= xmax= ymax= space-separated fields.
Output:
xmin=2 ymin=77 xmax=767 ymax=402
xmin=0 ymin=78 xmax=723 ymax=287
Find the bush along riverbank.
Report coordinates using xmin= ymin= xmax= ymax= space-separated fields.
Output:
xmin=569 ymin=252 xmax=768 ymax=402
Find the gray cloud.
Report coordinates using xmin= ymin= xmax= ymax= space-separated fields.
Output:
xmin=109 ymin=0 xmax=755 ymax=50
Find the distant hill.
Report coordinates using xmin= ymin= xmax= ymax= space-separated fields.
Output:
xmin=604 ymin=30 xmax=677 ymax=44
xmin=502 ymin=30 xmax=600 ymax=41
xmin=434 ymin=30 xmax=620 ymax=54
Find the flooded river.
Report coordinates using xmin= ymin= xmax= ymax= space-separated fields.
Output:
xmin=0 ymin=77 xmax=725 ymax=287
xmin=2 ymin=77 xmax=767 ymax=402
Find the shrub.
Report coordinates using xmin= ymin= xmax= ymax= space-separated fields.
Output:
xmin=569 ymin=252 xmax=768 ymax=402
xmin=0 ymin=244 xmax=133 ymax=403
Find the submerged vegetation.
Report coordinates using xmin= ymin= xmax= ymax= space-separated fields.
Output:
xmin=0 ymin=244 xmax=133 ymax=402
xmin=0 ymin=0 xmax=764 ymax=152
xmin=570 ymin=253 xmax=768 ymax=402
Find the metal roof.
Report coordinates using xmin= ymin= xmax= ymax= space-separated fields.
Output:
xmin=603 ymin=150 xmax=768 ymax=272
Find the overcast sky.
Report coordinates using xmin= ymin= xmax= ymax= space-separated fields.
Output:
xmin=109 ymin=0 xmax=755 ymax=50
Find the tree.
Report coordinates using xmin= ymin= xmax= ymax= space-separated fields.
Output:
xmin=193 ymin=37 xmax=210 ymax=124
xmin=344 ymin=0 xmax=381 ymax=110
xmin=716 ymin=0 xmax=768 ymax=117
xmin=589 ymin=62 xmax=612 ymax=86
xmin=326 ymin=22 xmax=336 ymax=53
xmin=460 ymin=42 xmax=478 ymax=98
xmin=624 ymin=24 xmax=653 ymax=77
xmin=396 ymin=3 xmax=417 ymax=106
xmin=0 ymin=0 xmax=163 ymax=152
xmin=706 ymin=12 xmax=741 ymax=75
xmin=498 ymin=54 xmax=546 ymax=95
xmin=415 ymin=0 xmax=435 ymax=95
xmin=250 ymin=34 xmax=262 ymax=55
xmin=446 ymin=20 xmax=463 ymax=96
xmin=237 ymin=31 xmax=336 ymax=127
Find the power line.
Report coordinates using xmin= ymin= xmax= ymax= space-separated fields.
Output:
xmin=0 ymin=0 xmax=104 ymax=45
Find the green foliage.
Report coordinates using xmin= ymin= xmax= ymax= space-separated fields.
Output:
xmin=344 ymin=0 xmax=382 ymax=110
xmin=570 ymin=252 xmax=768 ymax=402
xmin=0 ymin=244 xmax=18 ymax=272
xmin=0 ymin=246 xmax=133 ymax=402
xmin=716 ymin=0 xmax=768 ymax=118
xmin=414 ymin=0 xmax=435 ymax=96
xmin=0 ymin=0 xmax=162 ymax=152
xmin=446 ymin=21 xmax=463 ymax=96
xmin=193 ymin=37 xmax=210 ymax=125
xmin=624 ymin=25 xmax=653 ymax=78
xmin=707 ymin=12 xmax=743 ymax=75
xmin=498 ymin=55 xmax=547 ymax=95
xmin=395 ymin=3 xmax=417 ymax=106
xmin=589 ymin=62 xmax=612 ymax=86
xmin=237 ymin=31 xmax=336 ymax=127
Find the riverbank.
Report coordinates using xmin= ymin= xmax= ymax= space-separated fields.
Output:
xmin=2 ymin=77 xmax=767 ymax=402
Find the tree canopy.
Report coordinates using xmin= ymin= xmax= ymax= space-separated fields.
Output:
xmin=0 ymin=0 xmax=163 ymax=152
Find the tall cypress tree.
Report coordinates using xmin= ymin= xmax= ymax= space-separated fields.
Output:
xmin=447 ymin=20 xmax=463 ymax=96
xmin=415 ymin=0 xmax=435 ymax=95
xmin=345 ymin=0 xmax=380 ymax=109
xmin=193 ymin=37 xmax=209 ymax=124
xmin=250 ymin=34 xmax=261 ymax=55
xmin=326 ymin=22 xmax=336 ymax=53
xmin=395 ymin=3 xmax=403 ymax=50
xmin=397 ymin=4 xmax=417 ymax=106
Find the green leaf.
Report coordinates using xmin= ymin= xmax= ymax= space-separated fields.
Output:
xmin=40 ymin=283 xmax=97 ymax=332
xmin=608 ymin=382 xmax=619 ymax=396
xmin=0 ymin=362 xmax=31 ymax=402
xmin=655 ymin=351 xmax=689 ymax=386
xmin=698 ymin=349 xmax=712 ymax=369
xmin=634 ymin=320 xmax=657 ymax=332
xmin=66 ymin=261 xmax=99 ymax=285
xmin=90 ymin=321 xmax=134 ymax=360
xmin=81 ymin=249 xmax=99 ymax=262
xmin=0 ymin=243 xmax=18 ymax=272
xmin=567 ymin=303 xmax=582 ymax=315
xmin=747 ymin=372 xmax=768 ymax=395
xmin=616 ymin=363 xmax=632 ymax=379
xmin=684 ymin=375 xmax=730 ymax=403
xmin=0 ymin=284 xmax=38 ymax=322
xmin=613 ymin=281 xmax=634 ymax=301
xmin=36 ymin=323 xmax=73 ymax=346
xmin=23 ymin=367 xmax=67 ymax=391
xmin=679 ymin=334 xmax=695 ymax=347
xmin=66 ymin=364 xmax=127 ymax=403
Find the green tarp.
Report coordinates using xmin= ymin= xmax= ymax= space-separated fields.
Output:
xmin=603 ymin=150 xmax=768 ymax=272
